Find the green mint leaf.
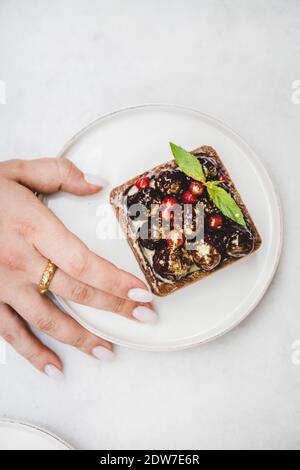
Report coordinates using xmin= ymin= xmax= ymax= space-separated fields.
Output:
xmin=207 ymin=182 xmax=246 ymax=227
xmin=170 ymin=142 xmax=206 ymax=183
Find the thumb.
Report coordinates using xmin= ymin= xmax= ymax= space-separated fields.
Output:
xmin=1 ymin=158 xmax=108 ymax=195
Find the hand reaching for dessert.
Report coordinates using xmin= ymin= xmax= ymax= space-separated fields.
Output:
xmin=0 ymin=158 xmax=157 ymax=379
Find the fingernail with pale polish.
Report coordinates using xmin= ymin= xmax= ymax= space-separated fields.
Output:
xmin=92 ymin=346 xmax=115 ymax=362
xmin=128 ymin=288 xmax=153 ymax=303
xmin=44 ymin=364 xmax=64 ymax=381
xmin=84 ymin=173 xmax=108 ymax=188
xmin=132 ymin=306 xmax=158 ymax=324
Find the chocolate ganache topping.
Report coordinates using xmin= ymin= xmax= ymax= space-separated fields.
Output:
xmin=126 ymin=154 xmax=254 ymax=283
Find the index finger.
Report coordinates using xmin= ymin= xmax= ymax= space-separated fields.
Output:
xmin=32 ymin=206 xmax=153 ymax=303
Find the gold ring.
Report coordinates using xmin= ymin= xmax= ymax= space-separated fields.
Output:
xmin=38 ymin=261 xmax=57 ymax=294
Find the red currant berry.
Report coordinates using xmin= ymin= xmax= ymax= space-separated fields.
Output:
xmin=161 ymin=197 xmax=177 ymax=220
xmin=219 ymin=174 xmax=227 ymax=183
xmin=189 ymin=181 xmax=205 ymax=196
xmin=160 ymin=197 xmax=177 ymax=220
xmin=207 ymin=214 xmax=223 ymax=230
xmin=182 ymin=191 xmax=197 ymax=204
xmin=162 ymin=197 xmax=177 ymax=208
xmin=167 ymin=230 xmax=184 ymax=248
xmin=136 ymin=176 xmax=151 ymax=190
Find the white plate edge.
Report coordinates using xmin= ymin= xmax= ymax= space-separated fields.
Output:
xmin=0 ymin=418 xmax=74 ymax=450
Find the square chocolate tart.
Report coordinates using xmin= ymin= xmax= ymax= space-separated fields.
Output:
xmin=110 ymin=146 xmax=262 ymax=296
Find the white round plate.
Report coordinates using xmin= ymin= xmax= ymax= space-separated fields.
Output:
xmin=45 ymin=104 xmax=282 ymax=351
xmin=0 ymin=420 xmax=72 ymax=450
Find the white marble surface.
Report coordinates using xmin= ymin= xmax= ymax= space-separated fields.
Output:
xmin=0 ymin=0 xmax=299 ymax=450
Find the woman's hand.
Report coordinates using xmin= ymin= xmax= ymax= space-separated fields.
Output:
xmin=0 ymin=158 xmax=157 ymax=379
